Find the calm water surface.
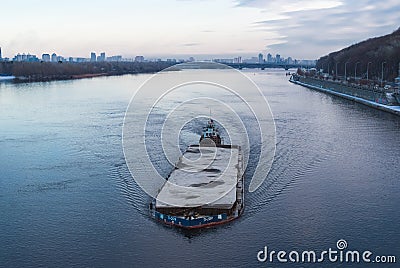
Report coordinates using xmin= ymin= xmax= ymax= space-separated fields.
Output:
xmin=0 ymin=70 xmax=399 ymax=267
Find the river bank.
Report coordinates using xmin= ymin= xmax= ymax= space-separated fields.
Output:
xmin=290 ymin=75 xmax=400 ymax=116
xmin=0 ymin=61 xmax=176 ymax=83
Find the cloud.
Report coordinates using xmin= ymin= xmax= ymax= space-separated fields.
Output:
xmin=236 ymin=0 xmax=400 ymax=58
xmin=182 ymin=43 xmax=200 ymax=47
xmin=235 ymin=0 xmax=343 ymax=12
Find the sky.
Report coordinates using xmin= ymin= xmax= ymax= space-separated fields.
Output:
xmin=0 ymin=0 xmax=399 ymax=60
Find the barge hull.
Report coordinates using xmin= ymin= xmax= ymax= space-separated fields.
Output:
xmin=151 ymin=212 xmax=241 ymax=229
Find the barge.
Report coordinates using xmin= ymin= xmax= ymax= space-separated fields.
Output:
xmin=150 ymin=119 xmax=245 ymax=229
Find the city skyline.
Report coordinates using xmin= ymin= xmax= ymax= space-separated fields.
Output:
xmin=0 ymin=47 xmax=315 ymax=66
xmin=0 ymin=0 xmax=399 ymax=59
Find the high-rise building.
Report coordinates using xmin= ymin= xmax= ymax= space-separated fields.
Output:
xmin=267 ymin=53 xmax=272 ymax=63
xmin=51 ymin=53 xmax=57 ymax=62
xmin=93 ymin=52 xmax=106 ymax=62
xmin=12 ymin=53 xmax=39 ymax=62
xmin=42 ymin=54 xmax=51 ymax=62
xmin=15 ymin=54 xmax=22 ymax=61
xmin=99 ymin=52 xmax=106 ymax=62
xmin=106 ymin=55 xmax=122 ymax=62
xmin=135 ymin=55 xmax=144 ymax=62
xmin=90 ymin=52 xmax=96 ymax=62
xmin=0 ymin=47 xmax=2 ymax=60
xmin=258 ymin=53 xmax=264 ymax=63
xmin=233 ymin=56 xmax=242 ymax=64
xmin=275 ymin=54 xmax=281 ymax=63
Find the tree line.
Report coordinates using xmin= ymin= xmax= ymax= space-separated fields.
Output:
xmin=0 ymin=61 xmax=176 ymax=81
xmin=316 ymin=27 xmax=400 ymax=82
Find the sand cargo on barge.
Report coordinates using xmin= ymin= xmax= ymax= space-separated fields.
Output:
xmin=150 ymin=119 xmax=245 ymax=229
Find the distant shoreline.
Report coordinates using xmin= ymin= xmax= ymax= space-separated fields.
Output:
xmin=11 ymin=71 xmax=158 ymax=83
xmin=0 ymin=61 xmax=176 ymax=83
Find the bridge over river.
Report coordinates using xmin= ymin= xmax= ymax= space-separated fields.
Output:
xmin=225 ymin=63 xmax=313 ymax=70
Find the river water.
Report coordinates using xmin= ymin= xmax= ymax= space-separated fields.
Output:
xmin=0 ymin=69 xmax=399 ymax=267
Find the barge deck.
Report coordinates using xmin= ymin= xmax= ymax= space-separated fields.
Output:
xmin=150 ymin=119 xmax=245 ymax=229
